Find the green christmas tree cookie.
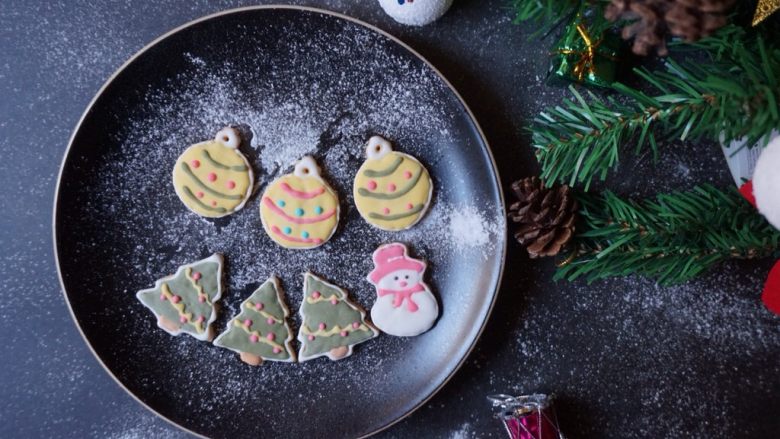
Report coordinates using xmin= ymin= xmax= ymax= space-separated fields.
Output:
xmin=297 ymin=272 xmax=379 ymax=361
xmin=213 ymin=277 xmax=296 ymax=366
xmin=136 ymin=254 xmax=223 ymax=342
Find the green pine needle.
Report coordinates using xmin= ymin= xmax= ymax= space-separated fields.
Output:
xmin=534 ymin=25 xmax=780 ymax=189
xmin=555 ymin=185 xmax=780 ymax=285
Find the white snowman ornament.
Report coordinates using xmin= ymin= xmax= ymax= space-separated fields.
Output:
xmin=367 ymin=243 xmax=439 ymax=336
xmin=753 ymin=135 xmax=780 ymax=230
xmin=378 ymin=0 xmax=454 ymax=26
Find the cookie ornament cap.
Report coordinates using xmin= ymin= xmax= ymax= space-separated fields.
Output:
xmin=378 ymin=0 xmax=454 ymax=26
xmin=260 ymin=156 xmax=340 ymax=249
xmin=368 ymin=243 xmax=439 ymax=336
xmin=172 ymin=127 xmax=254 ymax=218
xmin=354 ymin=136 xmax=433 ymax=231
xmin=753 ymin=135 xmax=780 ymax=231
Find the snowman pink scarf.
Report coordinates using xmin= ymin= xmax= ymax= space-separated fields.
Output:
xmin=378 ymin=284 xmax=426 ymax=312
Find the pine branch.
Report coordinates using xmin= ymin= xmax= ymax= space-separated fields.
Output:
xmin=533 ymin=25 xmax=780 ymax=189
xmin=555 ymin=185 xmax=780 ymax=285
xmin=511 ymin=0 xmax=610 ymax=36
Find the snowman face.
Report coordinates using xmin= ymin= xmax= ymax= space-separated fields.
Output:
xmin=378 ymin=269 xmax=421 ymax=290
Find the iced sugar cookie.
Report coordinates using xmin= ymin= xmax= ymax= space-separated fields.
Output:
xmin=353 ymin=136 xmax=433 ymax=231
xmin=260 ymin=156 xmax=339 ymax=249
xmin=172 ymin=127 xmax=254 ymax=218
xmin=213 ymin=277 xmax=296 ymax=366
xmin=136 ymin=254 xmax=224 ymax=341
xmin=367 ymin=243 xmax=438 ymax=336
xmin=297 ymin=272 xmax=379 ymax=361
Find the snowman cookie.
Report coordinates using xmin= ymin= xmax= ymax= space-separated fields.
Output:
xmin=367 ymin=243 xmax=438 ymax=336
xmin=172 ymin=127 xmax=254 ymax=218
xmin=260 ymin=156 xmax=340 ymax=249
xmin=353 ymin=136 xmax=433 ymax=231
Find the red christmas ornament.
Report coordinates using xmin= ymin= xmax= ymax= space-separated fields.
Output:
xmin=739 ymin=181 xmax=757 ymax=207
xmin=762 ymin=261 xmax=780 ymax=315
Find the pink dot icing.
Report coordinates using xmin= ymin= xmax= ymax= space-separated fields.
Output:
xmin=318 ymin=323 xmax=326 ymax=330
xmin=367 ymin=180 xmax=377 ymax=191
xmin=383 ymin=207 xmax=391 ymax=214
xmin=197 ymin=316 xmax=205 ymax=323
xmin=192 ymin=272 xmax=201 ymax=280
xmin=243 ymin=319 xmax=252 ymax=327
xmin=267 ymin=317 xmax=275 ymax=325
xmin=273 ymin=347 xmax=282 ymax=354
xmin=407 ymin=203 xmax=414 ymax=210
xmin=330 ymin=298 xmax=338 ymax=305
xmin=171 ymin=295 xmax=181 ymax=304
xmin=266 ymin=333 xmax=275 ymax=341
xmin=191 ymin=159 xmax=200 ymax=168
xmin=308 ymin=335 xmax=315 ymax=341
xmin=255 ymin=302 xmax=264 ymax=310
xmin=404 ymin=170 xmax=412 ymax=179
xmin=198 ymin=296 xmax=205 ymax=303
xmin=352 ymin=322 xmax=360 ymax=329
xmin=226 ymin=180 xmax=236 ymax=189
xmin=211 ymin=201 xmax=217 ymax=207
xmin=196 ymin=191 xmax=204 ymax=198
xmin=312 ymin=291 xmax=321 ymax=299
xmin=207 ymin=172 xmax=217 ymax=182
xmin=179 ymin=315 xmax=188 ymax=323
xmin=340 ymin=331 xmax=348 ymax=337
xmin=249 ymin=334 xmax=259 ymax=343
xmin=387 ymin=183 xmax=397 ymax=192
xmin=160 ymin=294 xmax=167 ymax=301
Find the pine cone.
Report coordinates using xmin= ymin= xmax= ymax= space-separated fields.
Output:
xmin=605 ymin=0 xmax=736 ymax=56
xmin=508 ymin=177 xmax=579 ymax=259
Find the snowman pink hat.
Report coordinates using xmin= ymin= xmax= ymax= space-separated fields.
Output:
xmin=368 ymin=243 xmax=425 ymax=284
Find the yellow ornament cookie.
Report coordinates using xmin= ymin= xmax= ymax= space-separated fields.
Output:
xmin=259 ymin=156 xmax=340 ymax=249
xmin=353 ymin=136 xmax=433 ymax=231
xmin=172 ymin=127 xmax=254 ymax=218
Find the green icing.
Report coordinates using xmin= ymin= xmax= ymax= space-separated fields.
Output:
xmin=182 ymin=186 xmax=228 ymax=213
xmin=213 ymin=280 xmax=293 ymax=361
xmin=363 ymin=155 xmax=403 ymax=178
xmin=368 ymin=204 xmax=425 ymax=221
xmin=357 ymin=168 xmax=423 ymax=200
xmin=181 ymin=162 xmax=243 ymax=200
xmin=202 ymin=149 xmax=248 ymax=172
xmin=136 ymin=258 xmax=220 ymax=338
xmin=299 ymin=274 xmax=375 ymax=357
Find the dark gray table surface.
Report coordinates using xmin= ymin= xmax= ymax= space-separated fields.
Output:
xmin=2 ymin=1 xmax=779 ymax=438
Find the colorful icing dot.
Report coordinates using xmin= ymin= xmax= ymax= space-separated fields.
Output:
xmin=383 ymin=207 xmax=391 ymax=215
xmin=404 ymin=170 xmax=412 ymax=179
xmin=196 ymin=191 xmax=204 ymax=198
xmin=255 ymin=302 xmax=264 ymax=310
xmin=308 ymin=335 xmax=315 ymax=341
xmin=197 ymin=316 xmax=205 ymax=323
xmin=312 ymin=291 xmax=321 ymax=299
xmin=294 ymin=207 xmax=304 ymax=217
xmin=352 ymin=322 xmax=360 ymax=329
xmin=318 ymin=323 xmax=326 ymax=330
xmin=207 ymin=172 xmax=217 ymax=182
xmin=243 ymin=319 xmax=253 ymax=327
xmin=180 ymin=315 xmax=188 ymax=323
xmin=266 ymin=333 xmax=275 ymax=341
xmin=314 ymin=206 xmax=323 ymax=214
xmin=367 ymin=180 xmax=378 ymax=191
xmin=340 ymin=331 xmax=348 ymax=337
xmin=159 ymin=294 xmax=167 ymax=301
xmin=302 ymin=231 xmax=310 ymax=239
xmin=330 ymin=298 xmax=338 ymax=305
xmin=407 ymin=203 xmax=414 ymax=210
xmin=191 ymin=159 xmax=200 ymax=168
xmin=198 ymin=295 xmax=205 ymax=303
xmin=387 ymin=183 xmax=397 ymax=192
xmin=249 ymin=334 xmax=259 ymax=343
xmin=226 ymin=180 xmax=236 ymax=189
xmin=273 ymin=347 xmax=282 ymax=354
xmin=267 ymin=317 xmax=275 ymax=325
xmin=211 ymin=201 xmax=217 ymax=207
xmin=171 ymin=295 xmax=181 ymax=304
xmin=277 ymin=199 xmax=286 ymax=208
xmin=192 ymin=272 xmax=201 ymax=280
xmin=283 ymin=226 xmax=292 ymax=235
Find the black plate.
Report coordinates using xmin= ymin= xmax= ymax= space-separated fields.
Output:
xmin=54 ymin=6 xmax=505 ymax=438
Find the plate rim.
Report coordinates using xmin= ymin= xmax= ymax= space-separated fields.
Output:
xmin=52 ymin=5 xmax=507 ymax=438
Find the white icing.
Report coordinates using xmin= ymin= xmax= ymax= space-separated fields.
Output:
xmin=293 ymin=155 xmax=322 ymax=178
xmin=370 ymin=287 xmax=438 ymax=337
xmin=378 ymin=0 xmax=454 ymax=26
xmin=753 ymin=136 xmax=780 ymax=230
xmin=366 ymin=135 xmax=393 ymax=160
xmin=214 ymin=126 xmax=241 ymax=149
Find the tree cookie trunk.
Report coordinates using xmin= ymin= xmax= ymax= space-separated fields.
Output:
xmin=329 ymin=346 xmax=349 ymax=360
xmin=240 ymin=352 xmax=263 ymax=366
xmin=158 ymin=316 xmax=180 ymax=333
